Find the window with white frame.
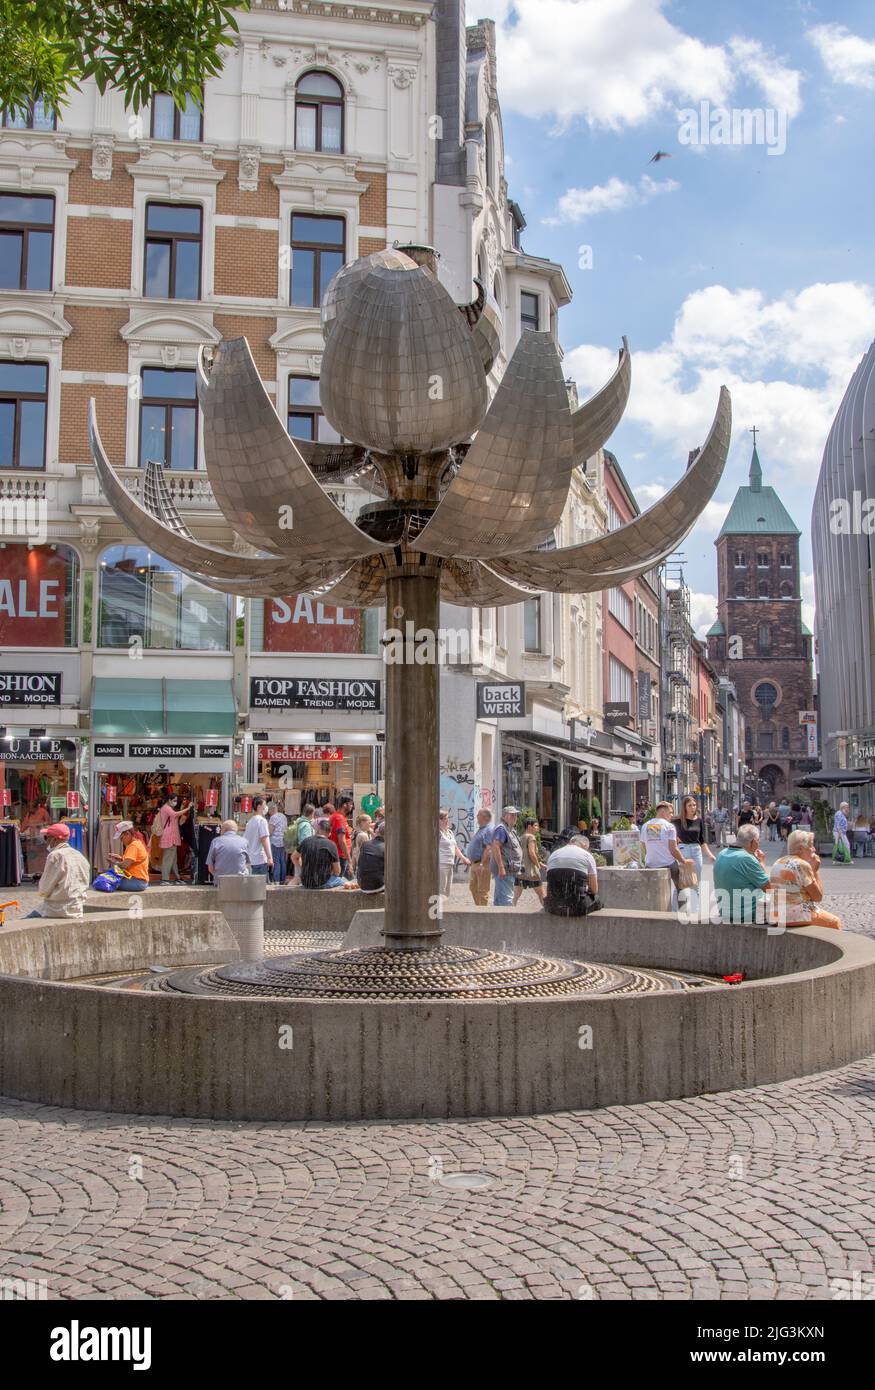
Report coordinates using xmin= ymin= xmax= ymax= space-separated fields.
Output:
xmin=608 ymin=586 xmax=632 ymax=630
xmin=523 ymin=597 xmax=542 ymax=652
xmin=609 ymin=655 xmax=633 ymax=705
xmin=607 ymin=498 xmax=623 ymax=532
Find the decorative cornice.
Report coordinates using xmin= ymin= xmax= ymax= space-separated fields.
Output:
xmin=241 ymin=1 xmax=428 ymax=26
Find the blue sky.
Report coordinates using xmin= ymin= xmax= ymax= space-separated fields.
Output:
xmin=475 ymin=0 xmax=875 ymax=633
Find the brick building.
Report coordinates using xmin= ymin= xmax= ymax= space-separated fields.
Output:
xmin=706 ymin=444 xmax=815 ymax=802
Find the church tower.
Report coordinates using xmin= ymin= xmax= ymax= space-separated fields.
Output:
xmin=706 ymin=438 xmax=815 ymax=801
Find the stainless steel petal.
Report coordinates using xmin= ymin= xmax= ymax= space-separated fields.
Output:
xmin=572 ymin=338 xmax=631 ymax=465
xmin=89 ymin=398 xmax=351 ymax=593
xmin=197 ymin=339 xmax=385 ymax=559
xmin=413 ymin=331 xmax=574 ymax=558
xmin=490 ymin=386 xmax=732 ymax=592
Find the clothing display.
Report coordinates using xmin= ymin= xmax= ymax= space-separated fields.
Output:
xmin=94 ymin=817 xmax=123 ymax=874
xmin=195 ymin=822 xmax=221 ymax=884
xmin=0 ymin=823 xmax=23 ymax=887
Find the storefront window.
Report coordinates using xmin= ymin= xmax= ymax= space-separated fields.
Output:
xmin=0 ymin=738 xmax=79 ymax=880
xmin=0 ymin=543 xmax=78 ymax=647
xmin=97 ymin=545 xmax=230 ymax=651
xmin=256 ymin=745 xmax=373 ymax=816
xmin=250 ymin=594 xmax=380 ymax=654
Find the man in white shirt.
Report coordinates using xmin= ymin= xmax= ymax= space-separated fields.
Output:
xmin=642 ymin=801 xmax=692 ymax=905
xmin=243 ymin=797 xmax=273 ymax=878
xmin=23 ymin=823 xmax=90 ymax=919
xmin=545 ymin=835 xmax=601 ymax=916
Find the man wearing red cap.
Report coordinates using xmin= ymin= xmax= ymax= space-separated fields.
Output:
xmin=23 ymin=823 xmax=90 ymax=920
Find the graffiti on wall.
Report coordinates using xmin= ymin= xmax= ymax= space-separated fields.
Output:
xmin=440 ymin=758 xmax=477 ymax=851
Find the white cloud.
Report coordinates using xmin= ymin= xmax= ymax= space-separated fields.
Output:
xmin=566 ymin=280 xmax=875 ymax=504
xmin=544 ymin=173 xmax=679 ymax=224
xmin=466 ymin=0 xmax=802 ymax=130
xmin=808 ymin=23 xmax=875 ymax=91
xmin=690 ymin=591 xmax=718 ymax=638
xmin=727 ymin=36 xmax=803 ymax=118
xmin=637 ymin=482 xmax=668 ymax=505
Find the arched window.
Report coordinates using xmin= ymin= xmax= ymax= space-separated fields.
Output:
xmin=97 ymin=544 xmax=230 ymax=651
xmin=295 ymin=72 xmax=344 ymax=153
xmin=780 ymin=580 xmax=793 ymax=598
xmin=734 ymin=580 xmax=747 ymax=598
xmin=755 ymin=681 xmax=778 ymax=717
xmin=757 ymin=579 xmax=768 ymax=597
xmin=782 ymin=726 xmax=790 ymax=750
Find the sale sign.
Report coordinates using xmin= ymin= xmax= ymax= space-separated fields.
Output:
xmin=1 ymin=788 xmax=10 ymax=808
xmin=240 ymin=795 xmax=252 ymax=813
xmin=104 ymin=781 xmax=117 ymax=804
xmin=206 ymin=788 xmax=218 ymax=810
xmin=0 ymin=544 xmax=72 ymax=648
xmin=66 ymin=790 xmax=79 ymax=811
xmin=262 ymin=595 xmax=363 ymax=654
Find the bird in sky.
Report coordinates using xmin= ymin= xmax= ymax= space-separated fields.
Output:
xmin=649 ymin=150 xmax=672 ymax=163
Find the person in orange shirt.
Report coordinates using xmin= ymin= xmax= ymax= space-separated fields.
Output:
xmin=108 ymin=821 xmax=150 ymax=891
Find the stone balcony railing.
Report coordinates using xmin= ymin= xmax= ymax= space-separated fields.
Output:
xmin=0 ymin=470 xmax=47 ymax=501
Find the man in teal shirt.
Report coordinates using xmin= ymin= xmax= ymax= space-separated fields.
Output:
xmin=713 ymin=823 xmax=771 ymax=923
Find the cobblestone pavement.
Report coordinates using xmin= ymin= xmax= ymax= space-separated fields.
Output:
xmin=1 ymin=849 xmax=874 ymax=1301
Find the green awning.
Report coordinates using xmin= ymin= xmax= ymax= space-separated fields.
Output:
xmin=166 ymin=680 xmax=237 ymax=736
xmin=92 ymin=677 xmax=163 ymax=736
xmin=92 ymin=678 xmax=236 ymax=737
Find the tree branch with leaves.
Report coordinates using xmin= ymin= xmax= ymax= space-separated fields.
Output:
xmin=0 ymin=1 xmax=249 ymax=117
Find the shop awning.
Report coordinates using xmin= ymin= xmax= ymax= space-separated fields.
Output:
xmin=92 ymin=678 xmax=237 ymax=738
xmin=165 ymin=680 xmax=237 ymax=736
xmin=92 ymin=678 xmax=163 ymax=736
xmin=513 ymin=736 xmax=647 ymax=784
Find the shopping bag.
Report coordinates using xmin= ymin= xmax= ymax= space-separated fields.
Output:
xmin=92 ymin=866 xmax=132 ymax=893
xmin=677 ymin=858 xmax=699 ymax=889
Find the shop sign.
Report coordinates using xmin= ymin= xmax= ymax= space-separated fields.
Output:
xmin=128 ymin=744 xmax=196 ymax=759
xmin=200 ymin=744 xmax=230 ymax=758
xmin=604 ymin=701 xmax=631 ymax=727
xmin=66 ymin=790 xmax=80 ymax=811
xmin=0 ymin=545 xmax=72 ymax=647
xmin=259 ymin=745 xmax=343 ymax=762
xmin=206 ymin=788 xmax=218 ymax=810
xmin=250 ymin=677 xmax=380 ymax=711
xmin=0 ymin=671 xmax=62 ymax=706
xmin=476 ymin=682 xmax=526 ymax=718
xmin=798 ymin=710 xmax=817 ymax=724
xmin=0 ymin=737 xmax=76 ymax=761
xmin=93 ymin=744 xmax=125 ymax=757
xmin=262 ymin=596 xmax=364 ymax=654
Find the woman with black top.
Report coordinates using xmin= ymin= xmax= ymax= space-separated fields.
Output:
xmin=672 ymin=795 xmax=716 ymax=894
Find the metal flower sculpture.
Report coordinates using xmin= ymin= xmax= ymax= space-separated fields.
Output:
xmin=89 ymin=245 xmax=731 ymax=955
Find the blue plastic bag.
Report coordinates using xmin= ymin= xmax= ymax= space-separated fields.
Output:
xmin=92 ymin=866 xmax=131 ymax=893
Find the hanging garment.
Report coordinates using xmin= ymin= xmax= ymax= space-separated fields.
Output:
xmin=196 ymin=822 xmax=221 ymax=884
xmin=0 ymin=824 xmax=23 ymax=887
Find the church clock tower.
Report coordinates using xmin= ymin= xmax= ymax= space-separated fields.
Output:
xmin=706 ymin=437 xmax=815 ymax=801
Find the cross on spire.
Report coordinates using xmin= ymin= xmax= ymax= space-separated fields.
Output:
xmin=750 ymin=425 xmax=758 ymax=448
xmin=749 ymin=427 xmax=763 ymax=492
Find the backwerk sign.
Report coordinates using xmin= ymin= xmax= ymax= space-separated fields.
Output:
xmin=250 ymin=677 xmax=381 ymax=712
xmin=476 ymin=682 xmax=526 ymax=719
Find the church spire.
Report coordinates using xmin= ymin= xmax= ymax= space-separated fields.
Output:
xmin=749 ymin=426 xmax=762 ymax=492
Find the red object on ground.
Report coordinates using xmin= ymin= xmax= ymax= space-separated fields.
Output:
xmin=722 ymin=973 xmax=745 ymax=984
